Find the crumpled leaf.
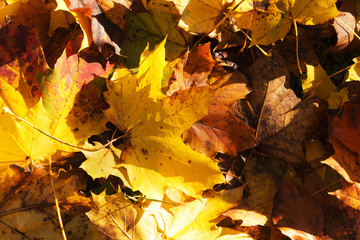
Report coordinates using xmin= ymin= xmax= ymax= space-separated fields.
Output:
xmin=86 ymin=191 xmax=143 ymax=240
xmin=167 ymin=42 xmax=215 ymax=96
xmin=167 ymin=43 xmax=257 ymax=157
xmin=122 ymin=0 xmax=191 ymax=68
xmin=0 ymin=164 xmax=91 ymax=239
xmin=56 ymin=0 xmax=129 ymax=53
xmin=302 ymin=64 xmax=349 ymax=109
xmin=272 ymin=184 xmax=324 ymax=240
xmin=184 ymin=79 xmax=257 ymax=157
xmin=104 ymin=40 xmax=224 ymax=199
xmin=328 ymin=0 xmax=358 ymax=53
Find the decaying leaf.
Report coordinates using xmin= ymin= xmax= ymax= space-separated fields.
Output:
xmin=272 ymin=184 xmax=324 ymax=240
xmin=168 ymin=43 xmax=257 ymax=156
xmin=0 ymin=164 xmax=91 ymax=239
xmin=246 ymin=51 xmax=326 ymax=163
xmin=0 ymin=23 xmax=46 ymax=117
xmin=223 ymin=156 xmax=278 ymax=227
xmin=86 ymin=191 xmax=143 ymax=239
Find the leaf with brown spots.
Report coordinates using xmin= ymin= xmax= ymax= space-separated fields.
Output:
xmin=244 ymin=51 xmax=326 ymax=163
xmin=42 ymin=49 xmax=113 ymax=147
xmin=0 ymin=23 xmax=46 ymax=117
xmin=0 ymin=164 xmax=91 ymax=239
xmin=104 ymin=40 xmax=224 ymax=199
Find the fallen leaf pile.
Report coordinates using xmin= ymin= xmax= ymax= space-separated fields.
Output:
xmin=0 ymin=0 xmax=360 ymax=239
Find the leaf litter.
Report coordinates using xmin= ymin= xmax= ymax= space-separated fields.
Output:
xmin=0 ymin=0 xmax=360 ymax=239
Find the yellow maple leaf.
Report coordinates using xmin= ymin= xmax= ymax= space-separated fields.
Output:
xmin=129 ymin=187 xmax=244 ymax=239
xmin=0 ymin=100 xmax=58 ymax=169
xmin=346 ymin=57 xmax=360 ymax=81
xmin=233 ymin=0 xmax=339 ymax=46
xmin=80 ymin=142 xmax=130 ymax=185
xmin=167 ymin=0 xmax=251 ymax=34
xmin=302 ymin=64 xmax=348 ymax=109
xmin=104 ymin=40 xmax=224 ymax=199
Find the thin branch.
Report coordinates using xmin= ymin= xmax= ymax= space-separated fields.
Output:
xmin=293 ymin=20 xmax=302 ymax=75
xmin=49 ymin=156 xmax=67 ymax=240
xmin=103 ymin=205 xmax=133 ymax=240
xmin=8 ymin=112 xmax=125 ymax=152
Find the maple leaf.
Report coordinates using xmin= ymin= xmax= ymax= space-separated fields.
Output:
xmin=0 ymin=164 xmax=91 ymax=239
xmin=164 ymin=187 xmax=244 ymax=239
xmin=166 ymin=43 xmax=256 ymax=156
xmin=167 ymin=42 xmax=215 ymax=96
xmin=0 ymin=23 xmax=46 ymax=117
xmin=104 ymin=40 xmax=224 ymax=199
xmin=184 ymin=80 xmax=257 ymax=157
xmin=223 ymin=156 xmax=277 ymax=227
xmin=302 ymin=64 xmax=349 ymax=109
xmin=245 ymin=51 xmax=326 ymax=163
xmin=322 ymin=102 xmax=360 ymax=183
xmin=233 ymin=0 xmax=339 ymax=45
xmin=0 ymin=24 xmax=113 ymax=167
xmin=272 ymin=184 xmax=324 ymax=240
xmin=346 ymin=57 xmax=360 ymax=81
xmin=86 ymin=191 xmax=144 ymax=239
xmin=80 ymin=142 xmax=127 ymax=181
xmin=122 ymin=0 xmax=191 ymax=68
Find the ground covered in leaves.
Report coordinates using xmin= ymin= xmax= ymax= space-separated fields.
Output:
xmin=0 ymin=0 xmax=360 ymax=239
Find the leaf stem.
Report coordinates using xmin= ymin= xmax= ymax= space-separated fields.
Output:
xmin=335 ymin=17 xmax=360 ymax=41
xmin=8 ymin=112 xmax=125 ymax=152
xmin=48 ymin=156 xmax=67 ymax=240
xmin=293 ymin=20 xmax=302 ymax=75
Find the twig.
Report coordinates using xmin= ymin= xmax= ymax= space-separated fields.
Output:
xmin=48 ymin=156 xmax=67 ymax=240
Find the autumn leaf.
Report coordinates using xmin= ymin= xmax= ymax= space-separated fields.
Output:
xmin=302 ymin=64 xmax=349 ymax=109
xmin=86 ymin=191 xmax=144 ymax=239
xmin=246 ymin=51 xmax=326 ymax=163
xmin=272 ymin=184 xmax=324 ymax=240
xmin=322 ymin=101 xmax=360 ymax=183
xmin=0 ymin=164 xmax=91 ymax=239
xmin=80 ymin=142 xmax=127 ymax=181
xmin=233 ymin=0 xmax=339 ymax=45
xmin=104 ymin=40 xmax=224 ymax=199
xmin=167 ymin=42 xmax=215 ymax=95
xmin=223 ymin=156 xmax=278 ymax=227
xmin=0 ymin=23 xmax=46 ymax=117
xmin=122 ymin=0 xmax=191 ymax=68
xmin=346 ymin=57 xmax=360 ymax=81
xmin=165 ymin=187 xmax=244 ymax=239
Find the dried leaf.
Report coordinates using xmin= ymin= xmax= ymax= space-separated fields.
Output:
xmin=272 ymin=184 xmax=324 ymax=240
xmin=0 ymin=164 xmax=91 ymax=239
